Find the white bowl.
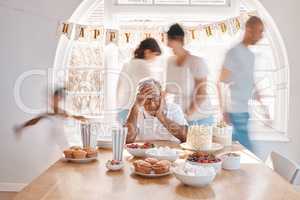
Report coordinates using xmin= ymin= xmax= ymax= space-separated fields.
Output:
xmin=173 ymin=167 xmax=216 ymax=187
xmin=221 ymin=154 xmax=241 ymax=170
xmin=145 ymin=148 xmax=180 ymax=162
xmin=106 ymin=161 xmax=124 ymax=171
xmin=126 ymin=147 xmax=153 ymax=157
xmin=187 ymin=160 xmax=222 ymax=173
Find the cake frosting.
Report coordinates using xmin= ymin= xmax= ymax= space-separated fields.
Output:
xmin=186 ymin=125 xmax=212 ymax=150
xmin=212 ymin=121 xmax=233 ymax=146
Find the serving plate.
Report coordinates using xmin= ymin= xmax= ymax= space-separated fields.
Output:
xmin=145 ymin=148 xmax=180 ymax=162
xmin=130 ymin=166 xmax=172 ymax=177
xmin=180 ymin=142 xmax=224 ymax=152
xmin=125 ymin=143 xmax=155 ymax=157
xmin=63 ymin=157 xmax=97 ymax=163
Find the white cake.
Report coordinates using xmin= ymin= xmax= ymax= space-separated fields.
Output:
xmin=186 ymin=125 xmax=212 ymax=150
xmin=212 ymin=122 xmax=233 ymax=146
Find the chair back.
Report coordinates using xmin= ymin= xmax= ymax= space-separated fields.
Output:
xmin=269 ymin=151 xmax=300 ymax=184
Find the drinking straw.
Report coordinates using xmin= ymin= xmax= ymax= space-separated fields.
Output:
xmin=116 ymin=128 xmax=120 ymax=161
xmin=119 ymin=129 xmax=122 ymax=161
xmin=121 ymin=127 xmax=128 ymax=161
xmin=112 ymin=128 xmax=116 ymax=160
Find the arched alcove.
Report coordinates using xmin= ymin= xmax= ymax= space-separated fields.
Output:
xmin=54 ymin=0 xmax=289 ymax=141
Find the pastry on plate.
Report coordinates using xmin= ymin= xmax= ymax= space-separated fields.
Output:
xmin=133 ymin=160 xmax=152 ymax=174
xmin=145 ymin=157 xmax=159 ymax=165
xmin=73 ymin=150 xmax=87 ymax=159
xmin=85 ymin=148 xmax=98 ymax=158
xmin=63 ymin=149 xmax=74 ymax=158
xmin=152 ymin=160 xmax=171 ymax=174
xmin=70 ymin=146 xmax=82 ymax=151
xmin=83 ymin=147 xmax=93 ymax=152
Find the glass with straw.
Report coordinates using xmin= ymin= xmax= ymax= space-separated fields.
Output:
xmin=111 ymin=125 xmax=128 ymax=161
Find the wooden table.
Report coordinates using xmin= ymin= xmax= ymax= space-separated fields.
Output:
xmin=14 ymin=141 xmax=300 ymax=200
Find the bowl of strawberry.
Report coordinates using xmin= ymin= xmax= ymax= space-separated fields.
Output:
xmin=125 ymin=142 xmax=155 ymax=157
xmin=106 ymin=160 xmax=124 ymax=171
xmin=186 ymin=152 xmax=222 ymax=173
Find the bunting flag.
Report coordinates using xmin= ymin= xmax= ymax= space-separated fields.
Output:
xmin=57 ymin=21 xmax=73 ymax=39
xmin=219 ymin=22 xmax=227 ymax=33
xmin=105 ymin=29 xmax=119 ymax=44
xmin=72 ymin=24 xmax=104 ymax=41
xmin=57 ymin=12 xmax=258 ymax=45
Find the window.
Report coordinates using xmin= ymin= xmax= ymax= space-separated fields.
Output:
xmin=117 ymin=0 xmax=228 ymax=5
xmin=118 ymin=0 xmax=152 ymax=5
xmin=191 ymin=0 xmax=227 ymax=5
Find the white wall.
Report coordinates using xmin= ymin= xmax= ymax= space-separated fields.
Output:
xmin=251 ymin=0 xmax=300 ymax=163
xmin=0 ymin=0 xmax=82 ymax=190
xmin=0 ymin=0 xmax=299 ymax=191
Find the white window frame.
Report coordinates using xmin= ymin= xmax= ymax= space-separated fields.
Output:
xmin=104 ymin=0 xmax=240 ymax=28
xmin=116 ymin=0 xmax=230 ymax=6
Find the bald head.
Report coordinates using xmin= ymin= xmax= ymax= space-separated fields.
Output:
xmin=244 ymin=16 xmax=264 ymax=45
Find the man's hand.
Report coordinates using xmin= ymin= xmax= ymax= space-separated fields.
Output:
xmin=134 ymin=86 xmax=153 ymax=107
xmin=125 ymin=86 xmax=154 ymax=143
xmin=222 ymin=112 xmax=230 ymax=124
xmin=185 ymin=106 xmax=196 ymax=118
xmin=254 ymin=88 xmax=270 ymax=120
xmin=155 ymin=91 xmax=166 ymax=119
xmin=72 ymin=115 xmax=88 ymax=122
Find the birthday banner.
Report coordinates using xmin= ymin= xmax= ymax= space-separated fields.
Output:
xmin=57 ymin=12 xmax=257 ymax=45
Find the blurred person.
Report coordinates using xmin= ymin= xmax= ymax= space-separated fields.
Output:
xmin=217 ymin=16 xmax=270 ymax=151
xmin=117 ymin=38 xmax=164 ymax=124
xmin=166 ymin=23 xmax=214 ymax=126
xmin=14 ymin=87 xmax=85 ymax=133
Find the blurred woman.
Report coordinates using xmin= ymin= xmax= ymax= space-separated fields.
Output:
xmin=117 ymin=38 xmax=164 ymax=124
xmin=166 ymin=24 xmax=214 ymax=126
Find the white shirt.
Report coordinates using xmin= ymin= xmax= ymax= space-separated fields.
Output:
xmin=223 ymin=43 xmax=255 ymax=113
xmin=117 ymin=58 xmax=166 ymax=109
xmin=136 ymin=103 xmax=188 ymax=142
xmin=166 ymin=54 xmax=212 ymax=120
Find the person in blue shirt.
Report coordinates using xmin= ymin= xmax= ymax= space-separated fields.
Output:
xmin=218 ymin=16 xmax=270 ymax=151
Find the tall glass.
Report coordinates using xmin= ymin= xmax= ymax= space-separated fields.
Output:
xmin=80 ymin=122 xmax=97 ymax=148
xmin=111 ymin=126 xmax=128 ymax=161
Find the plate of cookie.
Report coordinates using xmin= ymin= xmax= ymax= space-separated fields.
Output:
xmin=131 ymin=158 xmax=172 ymax=177
xmin=63 ymin=146 xmax=98 ymax=163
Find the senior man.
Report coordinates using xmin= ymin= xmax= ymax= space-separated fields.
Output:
xmin=125 ymin=78 xmax=188 ymax=143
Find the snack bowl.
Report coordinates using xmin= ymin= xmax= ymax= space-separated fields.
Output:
xmin=187 ymin=160 xmax=222 ymax=173
xmin=221 ymin=153 xmax=241 ymax=170
xmin=186 ymin=152 xmax=223 ymax=173
xmin=173 ymin=164 xmax=216 ymax=187
xmin=125 ymin=143 xmax=155 ymax=157
xmin=106 ymin=160 xmax=124 ymax=171
xmin=145 ymin=147 xmax=180 ymax=162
